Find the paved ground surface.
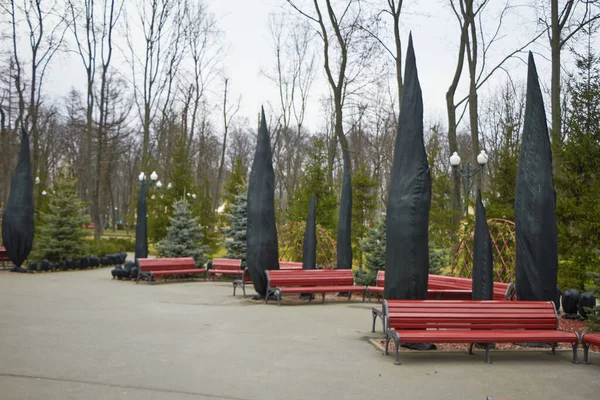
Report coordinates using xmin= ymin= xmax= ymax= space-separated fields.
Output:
xmin=1 ymin=266 xmax=599 ymax=400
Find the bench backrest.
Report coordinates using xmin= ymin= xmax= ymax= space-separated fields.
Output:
xmin=266 ymin=269 xmax=355 ymax=287
xmin=279 ymin=261 xmax=303 ymax=270
xmin=212 ymin=258 xmax=242 ymax=270
xmin=138 ymin=257 xmax=196 ymax=272
xmin=376 ymin=271 xmax=509 ymax=300
xmin=383 ymin=300 xmax=558 ymax=331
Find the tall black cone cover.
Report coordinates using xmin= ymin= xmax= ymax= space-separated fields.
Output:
xmin=384 ymin=34 xmax=431 ymax=300
xmin=2 ymin=129 xmax=34 ymax=271
xmin=134 ymin=182 xmax=148 ymax=260
xmin=472 ymin=190 xmax=494 ymax=300
xmin=336 ymin=154 xmax=352 ymax=269
xmin=246 ymin=107 xmax=279 ymax=296
xmin=514 ymin=52 xmax=558 ymax=302
xmin=302 ymin=193 xmax=317 ymax=269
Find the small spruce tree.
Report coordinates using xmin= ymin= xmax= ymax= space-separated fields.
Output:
xmin=585 ymin=271 xmax=600 ymax=332
xmin=358 ymin=217 xmax=448 ymax=286
xmin=358 ymin=216 xmax=386 ymax=285
xmin=32 ymin=168 xmax=89 ymax=262
xmin=157 ymin=199 xmax=207 ymax=267
xmin=222 ymin=193 xmax=247 ymax=261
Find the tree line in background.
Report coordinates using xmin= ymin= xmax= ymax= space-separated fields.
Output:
xmin=0 ymin=1 xmax=598 ymax=290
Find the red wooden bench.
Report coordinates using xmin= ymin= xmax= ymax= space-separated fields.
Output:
xmin=206 ymin=258 xmax=243 ymax=281
xmin=382 ymin=300 xmax=579 ymax=365
xmin=136 ymin=258 xmax=206 ymax=284
xmin=233 ymin=261 xmax=303 ymax=296
xmin=265 ymin=269 xmax=367 ymax=305
xmin=581 ymin=333 xmax=600 ymax=364
xmin=369 ymin=271 xmax=515 ymax=333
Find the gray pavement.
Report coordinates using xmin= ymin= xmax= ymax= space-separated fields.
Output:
xmin=1 ymin=267 xmax=599 ymax=400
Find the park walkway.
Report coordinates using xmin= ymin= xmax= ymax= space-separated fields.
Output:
xmin=1 ymin=267 xmax=599 ymax=400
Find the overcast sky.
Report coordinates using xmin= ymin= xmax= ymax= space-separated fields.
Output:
xmin=42 ymin=0 xmax=598 ymax=134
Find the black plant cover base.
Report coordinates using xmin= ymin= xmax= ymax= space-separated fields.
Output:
xmin=384 ymin=34 xmax=431 ymax=301
xmin=401 ymin=343 xmax=437 ymax=351
xmin=514 ymin=52 xmax=558 ymax=302
xmin=515 ymin=343 xmax=554 ymax=348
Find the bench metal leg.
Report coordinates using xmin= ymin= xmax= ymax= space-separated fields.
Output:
xmin=469 ymin=343 xmax=474 ymax=355
xmin=390 ymin=332 xmax=401 ymax=365
xmin=322 ymin=293 xmax=325 ymax=304
xmin=232 ymin=282 xmax=237 ymax=296
xmin=372 ymin=310 xmax=378 ymax=332
xmin=242 ymin=281 xmax=246 ymax=297
xmin=551 ymin=344 xmax=556 ymax=354
xmin=484 ymin=344 xmax=492 ymax=364
xmin=277 ymin=290 xmax=282 ymax=306
xmin=583 ymin=343 xmax=589 ymax=364
xmin=572 ymin=343 xmax=580 ymax=364
xmin=347 ymin=292 xmax=352 ymax=302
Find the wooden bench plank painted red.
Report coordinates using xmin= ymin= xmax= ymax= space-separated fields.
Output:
xmin=136 ymin=258 xmax=205 ymax=284
xmin=265 ymin=269 xmax=366 ymax=305
xmin=381 ymin=300 xmax=578 ymax=365
xmin=581 ymin=333 xmax=600 ymax=364
xmin=207 ymin=258 xmax=243 ymax=280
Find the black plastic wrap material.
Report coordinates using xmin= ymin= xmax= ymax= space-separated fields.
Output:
xmin=134 ymin=182 xmax=149 ymax=260
xmin=472 ymin=191 xmax=494 ymax=300
xmin=336 ymin=154 xmax=352 ymax=269
xmin=561 ymin=289 xmax=581 ymax=319
xmin=384 ymin=35 xmax=431 ymax=300
xmin=514 ymin=52 xmax=558 ymax=302
xmin=578 ymin=292 xmax=596 ymax=319
xmin=2 ymin=129 xmax=34 ymax=272
xmin=246 ymin=108 xmax=280 ymax=296
xmin=302 ymin=193 xmax=317 ymax=269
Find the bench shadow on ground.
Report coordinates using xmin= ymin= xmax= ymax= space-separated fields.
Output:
xmin=366 ymin=337 xmax=600 ymax=367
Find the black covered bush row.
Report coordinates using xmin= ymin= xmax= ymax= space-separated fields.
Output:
xmin=561 ymin=289 xmax=596 ymax=320
xmin=111 ymin=261 xmax=138 ymax=280
xmin=27 ymin=252 xmax=128 ymax=273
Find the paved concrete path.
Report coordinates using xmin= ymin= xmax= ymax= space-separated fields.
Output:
xmin=1 ymin=268 xmax=599 ymax=400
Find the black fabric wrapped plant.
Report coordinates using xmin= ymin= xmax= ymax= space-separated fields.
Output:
xmin=472 ymin=190 xmax=494 ymax=300
xmin=2 ymin=129 xmax=34 ymax=273
xmin=90 ymin=256 xmax=100 ymax=268
xmin=40 ymin=259 xmax=50 ymax=272
xmin=118 ymin=252 xmax=127 ymax=265
xmin=384 ymin=34 xmax=431 ymax=301
xmin=337 ymin=155 xmax=352 ymax=270
xmin=123 ymin=260 xmax=135 ymax=279
xmin=514 ymin=52 xmax=558 ymax=305
xmin=134 ymin=182 xmax=149 ymax=260
xmin=578 ymin=292 xmax=596 ymax=319
xmin=111 ymin=265 xmax=123 ymax=279
xmin=28 ymin=260 xmax=38 ymax=272
xmin=246 ymin=108 xmax=280 ymax=297
xmin=302 ymin=193 xmax=317 ymax=270
xmin=561 ymin=289 xmax=581 ymax=319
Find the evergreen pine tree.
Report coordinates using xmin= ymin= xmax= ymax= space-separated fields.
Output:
xmin=288 ymin=138 xmax=338 ymax=233
xmin=222 ymin=193 xmax=247 ymax=260
xmin=358 ymin=216 xmax=448 ymax=286
xmin=157 ymin=199 xmax=208 ymax=267
xmin=222 ymin=156 xmax=247 ymax=214
xmin=556 ymin=46 xmax=600 ymax=290
xmin=351 ymin=163 xmax=378 ymax=269
xmin=585 ymin=271 xmax=600 ymax=332
xmin=32 ymin=168 xmax=88 ymax=262
xmin=358 ymin=216 xmax=386 ymax=285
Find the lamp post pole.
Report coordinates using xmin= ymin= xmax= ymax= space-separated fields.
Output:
xmin=134 ymin=171 xmax=159 ymax=261
xmin=450 ymin=151 xmax=489 ymax=216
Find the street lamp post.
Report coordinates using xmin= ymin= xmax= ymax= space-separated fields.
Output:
xmin=134 ymin=171 xmax=158 ymax=260
xmin=450 ymin=150 xmax=488 ymax=216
